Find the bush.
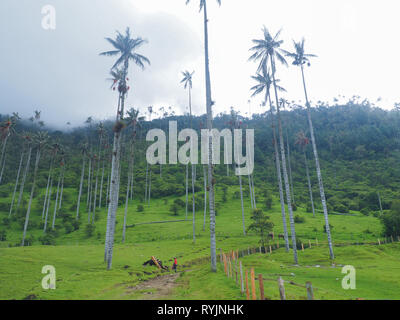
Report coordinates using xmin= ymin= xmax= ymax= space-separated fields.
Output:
xmin=64 ymin=222 xmax=74 ymax=234
xmin=264 ymin=197 xmax=272 ymax=211
xmin=137 ymin=204 xmax=144 ymax=212
xmin=0 ymin=230 xmax=7 ymax=241
xmin=174 ymin=199 xmax=185 ymax=208
xmin=39 ymin=233 xmax=55 ymax=246
xmin=323 ymin=224 xmax=334 ymax=233
xmin=306 ymin=203 xmax=313 ymax=213
xmin=84 ymin=224 xmax=96 ymax=238
xmin=170 ymin=204 xmax=179 ymax=216
xmin=334 ymin=203 xmax=349 ymax=214
xmin=2 ymin=217 xmax=10 ymax=226
xmin=381 ymin=200 xmax=400 ymax=238
xmin=294 ymin=215 xmax=306 ymax=224
xmin=360 ymin=208 xmax=371 ymax=216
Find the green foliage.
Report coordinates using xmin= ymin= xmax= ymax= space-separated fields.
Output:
xmin=137 ymin=204 xmax=144 ymax=212
xmin=247 ymin=209 xmax=274 ymax=247
xmin=0 ymin=230 xmax=7 ymax=241
xmin=84 ymin=224 xmax=96 ymax=238
xmin=170 ymin=204 xmax=179 ymax=216
xmin=381 ymin=200 xmax=400 ymax=238
xmin=294 ymin=215 xmax=306 ymax=224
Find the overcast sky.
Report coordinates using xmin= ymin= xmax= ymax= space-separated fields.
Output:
xmin=1 ymin=0 xmax=399 ymax=128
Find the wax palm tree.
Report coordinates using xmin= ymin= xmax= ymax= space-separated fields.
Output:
xmin=249 ymin=27 xmax=298 ymax=264
xmin=283 ymin=38 xmax=334 ymax=260
xmin=295 ymin=131 xmax=315 ymax=218
xmin=250 ymin=66 xmax=290 ymax=251
xmin=42 ymin=143 xmax=60 ymax=220
xmin=9 ymin=145 xmax=25 ymax=217
xmin=0 ymin=116 xmax=18 ymax=184
xmin=22 ymin=131 xmax=49 ymax=246
xmin=185 ymin=0 xmax=221 ymax=272
xmin=181 ymin=70 xmax=197 ymax=242
xmin=101 ymin=27 xmax=150 ymax=270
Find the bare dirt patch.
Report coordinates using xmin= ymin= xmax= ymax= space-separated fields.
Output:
xmin=125 ymin=273 xmax=180 ymax=300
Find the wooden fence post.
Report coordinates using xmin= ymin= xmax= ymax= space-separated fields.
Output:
xmin=378 ymin=239 xmax=381 ymax=245
xmin=245 ymin=270 xmax=250 ymax=300
xmin=309 ymin=240 xmax=312 ymax=249
xmin=316 ymin=238 xmax=319 ymax=246
xmin=240 ymin=261 xmax=244 ymax=294
xmin=258 ymin=274 xmax=265 ymax=300
xmin=269 ymin=246 xmax=272 ymax=254
xmin=251 ymin=268 xmax=256 ymax=300
xmin=276 ymin=241 xmax=279 ymax=249
xmin=306 ymin=281 xmax=314 ymax=300
xmin=278 ymin=277 xmax=286 ymax=300
xmin=220 ymin=248 xmax=223 ymax=264
xmin=302 ymin=243 xmax=304 ymax=252
xmin=229 ymin=258 xmax=232 ymax=278
xmin=223 ymin=254 xmax=227 ymax=275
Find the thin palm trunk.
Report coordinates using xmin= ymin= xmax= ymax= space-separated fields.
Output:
xmin=203 ymin=165 xmax=207 ymax=231
xmin=301 ymin=64 xmax=334 ymax=260
xmin=144 ymin=162 xmax=148 ymax=203
xmin=76 ymin=155 xmax=86 ymax=220
xmin=268 ymin=95 xmax=290 ymax=251
xmin=86 ymin=156 xmax=92 ymax=209
xmin=203 ymin=0 xmax=217 ymax=272
xmin=271 ymin=56 xmax=298 ymax=264
xmin=9 ymin=151 xmax=24 ymax=217
xmin=43 ymin=177 xmax=53 ymax=233
xmin=122 ymin=169 xmax=131 ymax=243
xmin=248 ymin=174 xmax=254 ymax=209
xmin=22 ymin=149 xmax=41 ymax=246
xmin=17 ymin=146 xmax=32 ymax=210
xmin=42 ymin=159 xmax=54 ymax=220
xmin=148 ymin=168 xmax=152 ymax=205
xmin=377 ymin=192 xmax=383 ymax=215
xmin=239 ymin=174 xmax=246 ymax=236
xmin=185 ymin=164 xmax=189 ymax=219
xmin=52 ymin=173 xmax=62 ymax=230
xmin=99 ymin=160 xmax=105 ymax=208
xmin=251 ymin=174 xmax=256 ymax=208
xmin=304 ymin=151 xmax=315 ymax=217
xmin=0 ymin=134 xmax=9 ymax=185
xmin=286 ymin=128 xmax=295 ymax=204
xmin=192 ymin=164 xmax=196 ymax=243
xmin=58 ymin=165 xmax=65 ymax=210
xmin=92 ymin=158 xmax=99 ymax=224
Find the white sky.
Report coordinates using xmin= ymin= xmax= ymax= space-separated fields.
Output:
xmin=1 ymin=0 xmax=400 ymax=127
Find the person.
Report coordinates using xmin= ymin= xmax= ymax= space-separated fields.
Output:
xmin=172 ymin=257 xmax=178 ymax=273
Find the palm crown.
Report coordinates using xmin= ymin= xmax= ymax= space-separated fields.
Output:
xmin=250 ymin=65 xmax=286 ymax=100
xmin=282 ymin=38 xmax=317 ymax=66
xmin=181 ymin=71 xmax=195 ymax=89
xmin=100 ymin=27 xmax=150 ymax=72
xmin=249 ymin=26 xmax=287 ymax=72
xmin=185 ymin=0 xmax=221 ymax=12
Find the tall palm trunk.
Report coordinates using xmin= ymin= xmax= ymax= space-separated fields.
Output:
xmin=304 ymin=150 xmax=315 ymax=217
xmin=271 ymin=56 xmax=298 ymax=264
xmin=76 ymin=155 xmax=86 ymax=220
xmin=203 ymin=0 xmax=217 ymax=272
xmin=286 ymin=128 xmax=295 ymax=204
xmin=185 ymin=164 xmax=189 ymax=219
xmin=268 ymin=95 xmax=290 ymax=251
xmin=122 ymin=169 xmax=131 ymax=243
xmin=99 ymin=160 xmax=105 ymax=208
xmin=92 ymin=157 xmax=99 ymax=224
xmin=105 ymin=85 xmax=126 ymax=269
xmin=43 ymin=177 xmax=53 ymax=233
xmin=17 ymin=146 xmax=32 ymax=210
xmin=9 ymin=151 xmax=24 ymax=217
xmin=148 ymin=168 xmax=152 ymax=205
xmin=86 ymin=156 xmax=92 ymax=209
xmin=0 ymin=134 xmax=9 ymax=185
xmin=248 ymin=174 xmax=254 ymax=209
xmin=301 ymin=64 xmax=334 ymax=260
xmin=251 ymin=174 xmax=256 ymax=208
xmin=239 ymin=174 xmax=246 ymax=236
xmin=42 ymin=159 xmax=54 ymax=220
xmin=203 ymin=165 xmax=207 ymax=231
xmin=192 ymin=164 xmax=196 ymax=243
xmin=22 ymin=149 xmax=41 ymax=246
xmin=58 ymin=165 xmax=65 ymax=210
xmin=144 ymin=162 xmax=148 ymax=203
xmin=105 ymin=165 xmax=111 ymax=210
xmin=51 ymin=172 xmax=62 ymax=230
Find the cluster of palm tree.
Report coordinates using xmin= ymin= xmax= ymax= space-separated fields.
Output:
xmin=249 ymin=27 xmax=334 ymax=262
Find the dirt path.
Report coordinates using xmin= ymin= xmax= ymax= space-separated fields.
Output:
xmin=124 ymin=273 xmax=181 ymax=300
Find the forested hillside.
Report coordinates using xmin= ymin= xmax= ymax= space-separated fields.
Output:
xmin=1 ymin=101 xmax=400 ymax=249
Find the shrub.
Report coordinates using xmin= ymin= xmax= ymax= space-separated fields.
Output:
xmin=264 ymin=197 xmax=272 ymax=211
xmin=170 ymin=204 xmax=179 ymax=216
xmin=381 ymin=200 xmax=400 ymax=238
xmin=0 ymin=230 xmax=7 ymax=241
xmin=174 ymin=199 xmax=185 ymax=208
xmin=323 ymin=224 xmax=334 ymax=233
xmin=360 ymin=208 xmax=370 ymax=216
xmin=64 ymin=222 xmax=74 ymax=234
xmin=294 ymin=215 xmax=306 ymax=224
xmin=2 ymin=217 xmax=10 ymax=226
xmin=137 ymin=204 xmax=144 ymax=212
xmin=39 ymin=233 xmax=55 ymax=245
xmin=84 ymin=224 xmax=96 ymax=238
